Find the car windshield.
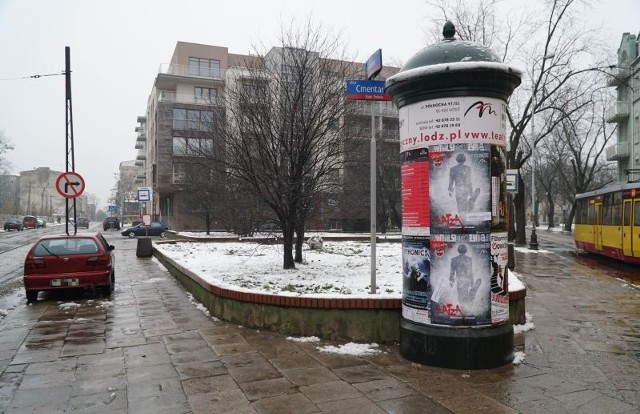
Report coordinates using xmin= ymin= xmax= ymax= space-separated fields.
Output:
xmin=33 ymin=239 xmax=99 ymax=256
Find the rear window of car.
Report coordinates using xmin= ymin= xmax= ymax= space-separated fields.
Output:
xmin=33 ymin=239 xmax=99 ymax=256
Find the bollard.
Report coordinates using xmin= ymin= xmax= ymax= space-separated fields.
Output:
xmin=385 ymin=21 xmax=522 ymax=369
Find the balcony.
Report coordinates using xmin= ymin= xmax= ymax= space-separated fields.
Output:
xmin=134 ymin=160 xmax=144 ymax=167
xmin=158 ymin=63 xmax=225 ymax=81
xmin=136 ymin=153 xmax=146 ymax=161
xmin=158 ymin=90 xmax=222 ymax=107
xmin=606 ymin=142 xmax=630 ymax=161
xmin=607 ymin=67 xmax=631 ymax=88
xmin=135 ymin=142 xmax=144 ymax=149
xmin=606 ymin=102 xmax=629 ymax=123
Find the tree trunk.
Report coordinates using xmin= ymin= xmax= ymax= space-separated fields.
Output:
xmin=547 ymin=197 xmax=555 ymax=229
xmin=294 ymin=222 xmax=304 ymax=263
xmin=282 ymin=224 xmax=296 ymax=269
xmin=564 ymin=201 xmax=576 ymax=232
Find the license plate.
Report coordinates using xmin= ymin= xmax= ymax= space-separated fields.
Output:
xmin=49 ymin=278 xmax=79 ymax=287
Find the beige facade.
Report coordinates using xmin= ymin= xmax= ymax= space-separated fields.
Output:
xmin=139 ymin=41 xmax=400 ymax=231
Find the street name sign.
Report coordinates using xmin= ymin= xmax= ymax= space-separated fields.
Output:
xmin=345 ymin=80 xmax=391 ymax=101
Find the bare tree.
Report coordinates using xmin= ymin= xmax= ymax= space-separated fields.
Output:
xmin=215 ymin=19 xmax=362 ymax=269
xmin=427 ymin=0 xmax=614 ymax=244
xmin=0 ymin=130 xmax=14 ymax=174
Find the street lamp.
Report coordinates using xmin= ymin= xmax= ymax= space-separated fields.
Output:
xmin=529 ymin=52 xmax=555 ymax=250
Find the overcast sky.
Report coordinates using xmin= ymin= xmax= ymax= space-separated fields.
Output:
xmin=0 ymin=0 xmax=637 ymax=210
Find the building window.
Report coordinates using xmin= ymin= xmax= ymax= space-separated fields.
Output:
xmin=173 ymin=108 xmax=214 ymax=131
xmin=195 ymin=87 xmax=218 ymax=104
xmin=172 ymin=163 xmax=187 ymax=184
xmin=172 ymin=137 xmax=213 ymax=156
xmin=188 ymin=57 xmax=220 ymax=78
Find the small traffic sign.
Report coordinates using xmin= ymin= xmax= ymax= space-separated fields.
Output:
xmin=137 ymin=186 xmax=152 ymax=202
xmin=506 ymin=169 xmax=518 ymax=194
xmin=55 ymin=171 xmax=85 ymax=198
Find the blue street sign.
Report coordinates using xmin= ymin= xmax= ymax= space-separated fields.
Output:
xmin=345 ymin=80 xmax=391 ymax=101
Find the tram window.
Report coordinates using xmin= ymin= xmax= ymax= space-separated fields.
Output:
xmin=635 ymin=203 xmax=640 ymax=226
xmin=611 ymin=203 xmax=621 ymax=225
xmin=576 ymin=200 xmax=587 ymax=224
xmin=603 ymin=204 xmax=612 ymax=225
xmin=611 ymin=192 xmax=622 ymax=225
xmin=587 ymin=204 xmax=595 ymax=225
xmin=624 ymin=202 xmax=631 ymax=226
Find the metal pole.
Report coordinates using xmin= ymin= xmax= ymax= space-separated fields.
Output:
xmin=370 ymin=101 xmax=377 ymax=294
xmin=529 ymin=67 xmax=539 ymax=250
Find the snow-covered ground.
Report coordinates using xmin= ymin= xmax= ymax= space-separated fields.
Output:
xmin=155 ymin=237 xmax=527 ymax=297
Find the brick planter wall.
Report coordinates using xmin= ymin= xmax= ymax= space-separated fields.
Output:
xmin=153 ymin=242 xmax=526 ymax=342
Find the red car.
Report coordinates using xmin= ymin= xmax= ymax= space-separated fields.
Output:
xmin=23 ymin=233 xmax=115 ymax=302
xmin=22 ymin=215 xmax=38 ymax=229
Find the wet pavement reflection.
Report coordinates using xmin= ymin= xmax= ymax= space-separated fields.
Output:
xmin=0 ymin=234 xmax=638 ymax=413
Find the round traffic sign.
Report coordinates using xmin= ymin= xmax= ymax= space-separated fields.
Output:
xmin=55 ymin=171 xmax=86 ymax=199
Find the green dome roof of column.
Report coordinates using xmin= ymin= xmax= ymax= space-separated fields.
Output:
xmin=401 ymin=21 xmax=502 ymax=70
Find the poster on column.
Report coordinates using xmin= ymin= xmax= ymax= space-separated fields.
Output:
xmin=490 ymin=232 xmax=510 ymax=325
xmin=429 ymin=143 xmax=491 ymax=233
xmin=429 ymin=233 xmax=492 ymax=326
xmin=401 ymin=148 xmax=430 ymax=236
xmin=398 ymin=96 xmax=507 ymax=153
xmin=401 ymin=236 xmax=432 ymax=325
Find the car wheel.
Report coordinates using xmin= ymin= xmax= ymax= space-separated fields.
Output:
xmin=26 ymin=291 xmax=38 ymax=303
xmin=102 ymin=271 xmax=115 ymax=296
xmin=128 ymin=232 xmax=136 ymax=238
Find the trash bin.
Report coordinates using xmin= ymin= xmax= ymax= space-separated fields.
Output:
xmin=136 ymin=238 xmax=153 ymax=258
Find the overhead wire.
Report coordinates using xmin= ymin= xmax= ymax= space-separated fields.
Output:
xmin=0 ymin=71 xmax=66 ymax=81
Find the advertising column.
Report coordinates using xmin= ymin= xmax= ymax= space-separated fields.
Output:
xmin=386 ymin=21 xmax=521 ymax=369
xmin=399 ymin=97 xmax=509 ymax=329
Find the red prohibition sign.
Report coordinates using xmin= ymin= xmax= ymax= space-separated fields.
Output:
xmin=56 ymin=171 xmax=86 ymax=199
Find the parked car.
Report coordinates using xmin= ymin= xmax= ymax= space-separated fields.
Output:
xmin=4 ymin=218 xmax=24 ymax=231
xmin=36 ymin=218 xmax=46 ymax=228
xmin=22 ymin=215 xmax=38 ymax=229
xmin=103 ymin=216 xmax=120 ymax=231
xmin=121 ymin=222 xmax=169 ymax=238
xmin=77 ymin=218 xmax=90 ymax=228
xmin=23 ymin=233 xmax=116 ymax=302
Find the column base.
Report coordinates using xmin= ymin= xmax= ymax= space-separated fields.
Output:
xmin=399 ymin=318 xmax=513 ymax=370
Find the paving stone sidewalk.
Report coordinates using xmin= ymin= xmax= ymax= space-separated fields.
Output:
xmin=0 ymin=236 xmax=638 ymax=413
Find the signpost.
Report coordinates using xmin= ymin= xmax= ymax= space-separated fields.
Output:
xmin=55 ymin=171 xmax=85 ymax=199
xmin=345 ymin=49 xmax=387 ymax=294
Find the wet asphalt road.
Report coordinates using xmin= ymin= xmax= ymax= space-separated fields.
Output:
xmin=0 ymin=230 xmax=638 ymax=413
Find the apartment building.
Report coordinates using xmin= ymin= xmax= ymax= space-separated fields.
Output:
xmin=138 ymin=41 xmax=400 ymax=231
xmin=606 ymin=32 xmax=640 ymax=182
